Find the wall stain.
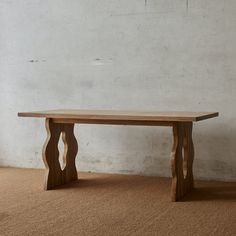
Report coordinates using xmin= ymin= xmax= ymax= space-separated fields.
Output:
xmin=28 ymin=59 xmax=46 ymax=63
xmin=186 ymin=0 xmax=189 ymax=14
xmin=80 ymin=80 xmax=93 ymax=89
xmin=110 ymin=11 xmax=172 ymax=17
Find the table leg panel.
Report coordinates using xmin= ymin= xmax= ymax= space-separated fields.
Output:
xmin=171 ymin=122 xmax=194 ymax=201
xmin=42 ymin=118 xmax=78 ymax=190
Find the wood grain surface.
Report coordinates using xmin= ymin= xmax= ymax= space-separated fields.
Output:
xmin=18 ymin=109 xmax=219 ymax=122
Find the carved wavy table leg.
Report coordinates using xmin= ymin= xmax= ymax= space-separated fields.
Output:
xmin=171 ymin=122 xmax=194 ymax=201
xmin=183 ymin=122 xmax=194 ymax=194
xmin=42 ymin=118 xmax=78 ymax=190
xmin=61 ymin=124 xmax=78 ymax=183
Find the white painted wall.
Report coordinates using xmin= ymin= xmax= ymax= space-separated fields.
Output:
xmin=0 ymin=0 xmax=235 ymax=181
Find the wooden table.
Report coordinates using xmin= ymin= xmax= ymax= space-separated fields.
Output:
xmin=18 ymin=109 xmax=218 ymax=201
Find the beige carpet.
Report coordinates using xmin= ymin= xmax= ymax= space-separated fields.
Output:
xmin=0 ymin=167 xmax=235 ymax=236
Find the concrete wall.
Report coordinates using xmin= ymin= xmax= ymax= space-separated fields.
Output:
xmin=0 ymin=0 xmax=235 ymax=181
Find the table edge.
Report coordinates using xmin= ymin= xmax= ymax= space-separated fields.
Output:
xmin=18 ymin=111 xmax=219 ymax=122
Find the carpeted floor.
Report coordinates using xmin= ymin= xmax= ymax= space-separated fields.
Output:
xmin=0 ymin=167 xmax=235 ymax=236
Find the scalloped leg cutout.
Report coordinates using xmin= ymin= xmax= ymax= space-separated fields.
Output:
xmin=42 ymin=118 xmax=78 ymax=190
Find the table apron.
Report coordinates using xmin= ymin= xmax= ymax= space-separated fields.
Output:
xmin=52 ymin=118 xmax=174 ymax=126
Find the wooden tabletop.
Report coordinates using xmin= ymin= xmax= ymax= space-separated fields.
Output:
xmin=18 ymin=109 xmax=219 ymax=122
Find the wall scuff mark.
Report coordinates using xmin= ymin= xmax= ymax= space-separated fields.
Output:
xmin=28 ymin=59 xmax=46 ymax=63
xmin=186 ymin=0 xmax=189 ymax=14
